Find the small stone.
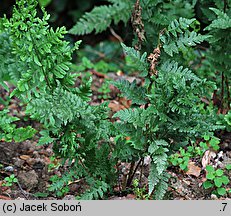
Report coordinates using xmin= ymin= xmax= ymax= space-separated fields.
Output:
xmin=15 ymin=197 xmax=26 ymax=200
xmin=4 ymin=166 xmax=14 ymax=172
xmin=211 ymin=194 xmax=218 ymax=200
xmin=144 ymin=156 xmax=151 ymax=166
xmin=63 ymin=195 xmax=75 ymax=200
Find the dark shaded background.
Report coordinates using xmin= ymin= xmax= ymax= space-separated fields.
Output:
xmin=0 ymin=0 xmax=132 ymax=46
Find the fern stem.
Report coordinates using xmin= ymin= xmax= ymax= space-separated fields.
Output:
xmin=224 ymin=0 xmax=227 ymax=13
xmin=31 ymin=37 xmax=52 ymax=89
xmin=109 ymin=27 xmax=123 ymax=43
xmin=116 ymin=163 xmax=122 ymax=194
xmin=221 ymin=72 xmax=224 ymax=112
xmin=139 ymin=157 xmax=144 ymax=185
xmin=126 ymin=158 xmax=143 ymax=187
xmin=126 ymin=161 xmax=135 ymax=188
xmin=225 ymin=76 xmax=230 ymax=110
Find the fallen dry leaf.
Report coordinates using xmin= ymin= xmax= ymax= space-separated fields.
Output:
xmin=19 ymin=155 xmax=31 ymax=161
xmin=108 ymin=101 xmax=126 ymax=112
xmin=186 ymin=161 xmax=201 ymax=177
xmin=119 ymin=97 xmax=131 ymax=109
xmin=126 ymin=194 xmax=136 ymax=199
xmin=90 ymin=69 xmax=107 ymax=78
xmin=202 ymin=150 xmax=216 ymax=169
xmin=0 ymin=195 xmax=11 ymax=200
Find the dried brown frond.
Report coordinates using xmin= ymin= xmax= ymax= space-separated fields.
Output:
xmin=131 ymin=0 xmax=145 ymax=50
xmin=147 ymin=46 xmax=161 ymax=76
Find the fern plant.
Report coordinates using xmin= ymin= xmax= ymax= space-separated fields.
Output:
xmin=203 ymin=6 xmax=231 ymax=111
xmin=111 ymin=12 xmax=222 ymax=198
xmin=1 ymin=0 xmax=116 ymax=200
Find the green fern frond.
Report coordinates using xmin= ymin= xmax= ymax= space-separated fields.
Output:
xmin=113 ymin=107 xmax=157 ymax=129
xmin=112 ymin=79 xmax=147 ymax=105
xmin=151 ymin=147 xmax=169 ymax=175
xmin=148 ymin=140 xmax=169 ymax=154
xmin=2 ymin=0 xmax=80 ymax=96
xmin=26 ymin=85 xmax=86 ymax=127
xmin=112 ymin=135 xmax=140 ymax=161
xmin=148 ymin=163 xmax=170 ymax=199
xmin=149 ymin=13 xmax=171 ymax=26
xmin=205 ymin=8 xmax=231 ymax=30
xmin=0 ymin=33 xmax=23 ymax=87
xmin=79 ymin=180 xmax=109 ymax=200
xmin=161 ymin=18 xmax=209 ymax=56
xmin=152 ymin=172 xmax=170 ymax=200
xmin=49 ymin=168 xmax=84 ymax=193
xmin=113 ymin=108 xmax=142 ymax=125
xmin=121 ymin=43 xmax=149 ymax=77
xmin=203 ymin=7 xmax=231 ymax=77
xmin=167 ymin=18 xmax=196 ymax=35
xmin=148 ymin=140 xmax=169 ymax=176
xmin=70 ymin=77 xmax=92 ymax=102
xmin=159 ymin=60 xmax=200 ymax=83
xmin=69 ymin=0 xmax=133 ymax=35
xmin=148 ymin=163 xmax=160 ymax=194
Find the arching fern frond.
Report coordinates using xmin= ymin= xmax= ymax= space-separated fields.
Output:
xmin=69 ymin=0 xmax=134 ymax=35
xmin=205 ymin=8 xmax=231 ymax=30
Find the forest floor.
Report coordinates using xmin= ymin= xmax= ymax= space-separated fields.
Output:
xmin=0 ymin=71 xmax=230 ymax=200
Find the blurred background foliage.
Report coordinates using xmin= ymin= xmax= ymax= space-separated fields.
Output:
xmin=0 ymin=0 xmax=132 ymax=66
